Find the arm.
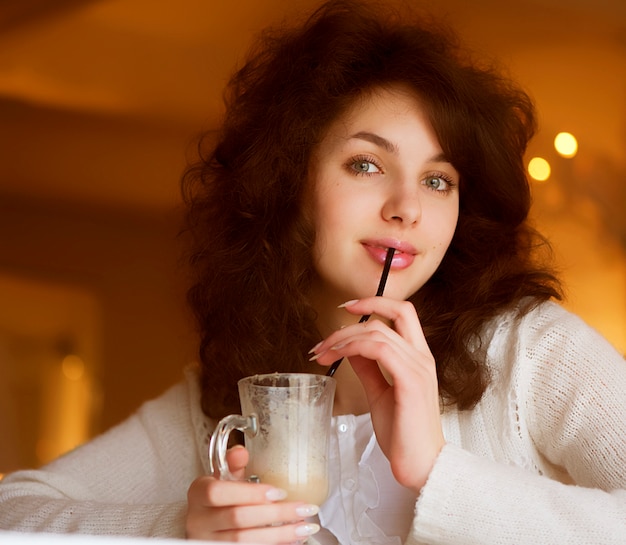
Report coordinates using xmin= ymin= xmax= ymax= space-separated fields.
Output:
xmin=0 ymin=376 xmax=203 ymax=537
xmin=409 ymin=303 xmax=626 ymax=545
xmin=0 ymin=489 xmax=188 ymax=537
xmin=411 ymin=443 xmax=626 ymax=545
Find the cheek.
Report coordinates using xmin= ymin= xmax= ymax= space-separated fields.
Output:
xmin=443 ymin=225 xmax=458 ymax=251
xmin=431 ymin=208 xmax=458 ymax=247
xmin=313 ymin=190 xmax=350 ymax=236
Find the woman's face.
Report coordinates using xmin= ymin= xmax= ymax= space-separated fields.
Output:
xmin=309 ymin=85 xmax=460 ymax=309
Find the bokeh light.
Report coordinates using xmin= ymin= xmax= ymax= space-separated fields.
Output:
xmin=554 ymin=132 xmax=578 ymax=158
xmin=528 ymin=157 xmax=551 ymax=181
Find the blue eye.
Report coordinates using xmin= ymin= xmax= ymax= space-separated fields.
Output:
xmin=349 ymin=157 xmax=382 ymax=175
xmin=424 ymin=175 xmax=451 ymax=191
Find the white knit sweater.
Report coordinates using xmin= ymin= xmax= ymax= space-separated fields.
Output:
xmin=1 ymin=302 xmax=625 ymax=543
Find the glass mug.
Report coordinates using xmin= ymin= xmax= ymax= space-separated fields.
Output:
xmin=209 ymin=372 xmax=336 ymax=505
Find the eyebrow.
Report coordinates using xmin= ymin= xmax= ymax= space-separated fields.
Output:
xmin=350 ymin=131 xmax=399 ymax=154
xmin=350 ymin=131 xmax=453 ymax=165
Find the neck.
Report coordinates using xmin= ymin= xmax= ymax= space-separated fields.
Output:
xmin=331 ymin=361 xmax=370 ymax=415
xmin=312 ymin=299 xmax=356 ymax=338
xmin=310 ymin=287 xmax=379 ymax=416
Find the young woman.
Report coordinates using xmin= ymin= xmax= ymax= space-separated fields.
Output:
xmin=2 ymin=1 xmax=625 ymax=544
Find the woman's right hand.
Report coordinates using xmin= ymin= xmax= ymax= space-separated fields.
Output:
xmin=186 ymin=445 xmax=321 ymax=543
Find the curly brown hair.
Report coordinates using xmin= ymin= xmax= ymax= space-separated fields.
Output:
xmin=181 ymin=0 xmax=562 ymax=421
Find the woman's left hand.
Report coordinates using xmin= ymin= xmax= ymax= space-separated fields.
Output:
xmin=310 ymin=297 xmax=445 ymax=494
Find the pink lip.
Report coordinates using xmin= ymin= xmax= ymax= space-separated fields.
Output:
xmin=362 ymin=238 xmax=417 ymax=269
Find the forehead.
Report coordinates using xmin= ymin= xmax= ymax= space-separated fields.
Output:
xmin=316 ymin=84 xmax=438 ymax=153
xmin=336 ymin=84 xmax=426 ymax=127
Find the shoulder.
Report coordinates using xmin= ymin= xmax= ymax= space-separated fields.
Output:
xmin=485 ymin=299 xmax=622 ymax=369
xmin=134 ymin=365 xmax=212 ymax=469
xmin=488 ymin=299 xmax=626 ymax=427
xmin=515 ymin=300 xmax=623 ymax=372
xmin=137 ymin=364 xmax=204 ymax=423
xmin=515 ymin=300 xmax=625 ymax=394
xmin=482 ymin=299 xmax=625 ymax=414
xmin=481 ymin=301 xmax=626 ymax=482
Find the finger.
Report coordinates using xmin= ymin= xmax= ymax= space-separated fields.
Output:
xmin=332 ymin=337 xmax=410 ymax=396
xmin=187 ymin=477 xmax=320 ymax=541
xmin=313 ymin=321 xmax=414 ymax=370
xmin=212 ymin=519 xmax=321 ymax=544
xmin=189 ymin=475 xmax=288 ymax=508
xmin=324 ymin=328 xmax=437 ymax=397
xmin=311 ymin=318 xmax=395 ymax=362
xmin=212 ymin=502 xmax=320 ymax=532
xmin=338 ymin=298 xmax=427 ymax=348
xmin=225 ymin=444 xmax=249 ymax=479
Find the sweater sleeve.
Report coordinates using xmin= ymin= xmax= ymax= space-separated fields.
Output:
xmin=406 ymin=304 xmax=626 ymax=545
xmin=0 ymin=370 xmax=209 ymax=538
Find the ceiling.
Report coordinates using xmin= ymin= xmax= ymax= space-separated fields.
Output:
xmin=0 ymin=0 xmax=625 ymax=214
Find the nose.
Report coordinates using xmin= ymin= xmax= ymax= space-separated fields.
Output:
xmin=381 ymin=180 xmax=422 ymax=225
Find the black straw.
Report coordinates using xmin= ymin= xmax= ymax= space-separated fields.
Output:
xmin=326 ymin=247 xmax=395 ymax=377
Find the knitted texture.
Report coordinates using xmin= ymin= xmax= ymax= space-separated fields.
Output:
xmin=411 ymin=302 xmax=626 ymax=544
xmin=1 ymin=302 xmax=625 ymax=543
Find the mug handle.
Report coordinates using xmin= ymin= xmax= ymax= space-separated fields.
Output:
xmin=208 ymin=414 xmax=258 ymax=480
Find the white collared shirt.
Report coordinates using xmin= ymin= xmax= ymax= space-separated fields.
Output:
xmin=316 ymin=413 xmax=417 ymax=544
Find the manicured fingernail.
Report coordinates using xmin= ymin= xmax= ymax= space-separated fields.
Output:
xmin=295 ymin=523 xmax=320 ymax=537
xmin=338 ymin=300 xmax=358 ymax=308
xmin=295 ymin=504 xmax=319 ymax=517
xmin=308 ymin=352 xmax=321 ymax=361
xmin=330 ymin=342 xmax=346 ymax=350
xmin=265 ymin=487 xmax=288 ymax=501
xmin=308 ymin=341 xmax=323 ymax=354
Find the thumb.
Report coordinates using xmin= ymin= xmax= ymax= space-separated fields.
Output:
xmin=225 ymin=444 xmax=250 ymax=479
